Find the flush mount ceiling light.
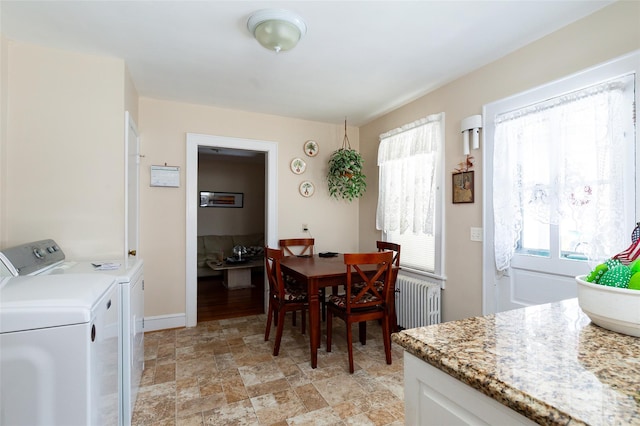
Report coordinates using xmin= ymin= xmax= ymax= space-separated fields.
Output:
xmin=247 ymin=9 xmax=307 ymax=53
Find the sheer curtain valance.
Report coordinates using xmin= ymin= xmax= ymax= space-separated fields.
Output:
xmin=493 ymin=74 xmax=634 ymax=271
xmin=376 ymin=113 xmax=443 ymax=235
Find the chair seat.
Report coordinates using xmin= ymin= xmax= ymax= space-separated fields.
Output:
xmin=328 ymin=292 xmax=381 ymax=308
xmin=352 ymin=280 xmax=384 ymax=294
xmin=283 ymin=282 xmax=307 ymax=301
xmin=285 ymin=275 xmax=323 ymax=295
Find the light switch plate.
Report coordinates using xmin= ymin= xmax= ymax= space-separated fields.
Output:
xmin=470 ymin=227 xmax=483 ymax=242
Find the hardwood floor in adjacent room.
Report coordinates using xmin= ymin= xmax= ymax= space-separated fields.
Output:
xmin=197 ymin=270 xmax=265 ymax=322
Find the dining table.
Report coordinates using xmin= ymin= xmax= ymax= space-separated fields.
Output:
xmin=279 ymin=253 xmax=394 ymax=369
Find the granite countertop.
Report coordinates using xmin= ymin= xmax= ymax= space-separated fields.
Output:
xmin=392 ymin=298 xmax=640 ymax=425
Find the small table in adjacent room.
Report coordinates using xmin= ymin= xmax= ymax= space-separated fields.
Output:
xmin=206 ymin=258 xmax=263 ymax=289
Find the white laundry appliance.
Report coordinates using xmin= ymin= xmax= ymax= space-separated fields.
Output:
xmin=0 ymin=239 xmax=144 ymax=426
xmin=0 ymin=273 xmax=120 ymax=425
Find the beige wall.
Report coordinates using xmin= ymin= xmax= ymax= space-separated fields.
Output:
xmin=124 ymin=65 xmax=139 ymax=124
xmin=139 ymin=97 xmax=360 ymax=317
xmin=3 ymin=41 xmax=127 ymax=259
xmin=359 ymin=0 xmax=640 ymax=322
xmin=1 ymin=34 xmax=8 ymax=246
xmin=197 ymin=155 xmax=265 ymax=237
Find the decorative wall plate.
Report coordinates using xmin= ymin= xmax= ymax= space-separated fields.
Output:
xmin=299 ymin=181 xmax=315 ymax=197
xmin=290 ymin=158 xmax=306 ymax=174
xmin=304 ymin=140 xmax=319 ymax=157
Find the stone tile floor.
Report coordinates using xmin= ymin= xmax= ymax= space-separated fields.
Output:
xmin=133 ymin=313 xmax=405 ymax=425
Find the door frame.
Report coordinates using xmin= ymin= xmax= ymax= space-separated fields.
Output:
xmin=185 ymin=133 xmax=278 ymax=327
xmin=124 ymin=111 xmax=140 ymax=260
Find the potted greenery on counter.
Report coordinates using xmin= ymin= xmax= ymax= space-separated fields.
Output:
xmin=327 ymin=120 xmax=366 ymax=201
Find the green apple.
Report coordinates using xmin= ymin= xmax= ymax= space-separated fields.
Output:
xmin=628 ymin=273 xmax=640 ymax=290
xmin=629 ymin=259 xmax=640 ymax=276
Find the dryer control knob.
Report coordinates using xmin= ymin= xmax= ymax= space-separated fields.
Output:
xmin=33 ymin=248 xmax=44 ymax=258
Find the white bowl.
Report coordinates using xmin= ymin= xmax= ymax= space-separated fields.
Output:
xmin=576 ymin=275 xmax=640 ymax=337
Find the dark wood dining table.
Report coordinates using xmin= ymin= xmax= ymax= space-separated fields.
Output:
xmin=279 ymin=253 xmax=390 ymax=368
xmin=279 ymin=254 xmax=347 ymax=368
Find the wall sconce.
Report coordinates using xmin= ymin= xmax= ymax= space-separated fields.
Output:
xmin=460 ymin=115 xmax=482 ymax=156
xmin=247 ymin=9 xmax=307 ymax=53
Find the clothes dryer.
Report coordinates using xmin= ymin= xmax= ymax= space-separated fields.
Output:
xmin=0 ymin=273 xmax=120 ymax=425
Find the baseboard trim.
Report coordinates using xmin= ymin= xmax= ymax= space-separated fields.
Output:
xmin=144 ymin=313 xmax=186 ymax=332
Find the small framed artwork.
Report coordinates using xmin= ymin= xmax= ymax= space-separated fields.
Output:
xmin=290 ymin=157 xmax=306 ymax=174
xmin=200 ymin=191 xmax=244 ymax=208
xmin=299 ymin=181 xmax=315 ymax=197
xmin=304 ymin=140 xmax=318 ymax=157
xmin=452 ymin=171 xmax=474 ymax=204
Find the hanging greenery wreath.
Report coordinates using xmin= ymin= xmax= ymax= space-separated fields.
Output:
xmin=327 ymin=119 xmax=366 ymax=201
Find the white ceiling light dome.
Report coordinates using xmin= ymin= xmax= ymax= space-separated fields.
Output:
xmin=247 ymin=9 xmax=307 ymax=53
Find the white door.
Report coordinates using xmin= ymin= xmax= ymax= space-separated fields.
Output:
xmin=125 ymin=111 xmax=140 ymax=258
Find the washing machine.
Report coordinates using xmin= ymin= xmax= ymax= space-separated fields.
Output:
xmin=0 ymin=240 xmax=144 ymax=426
xmin=0 ymin=273 xmax=120 ymax=425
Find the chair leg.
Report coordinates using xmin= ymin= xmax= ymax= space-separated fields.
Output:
xmin=292 ymin=311 xmax=297 ymax=326
xmin=264 ymin=300 xmax=274 ymax=341
xmin=321 ymin=288 xmax=326 ymax=321
xmin=390 ymin=290 xmax=399 ymax=333
xmin=326 ymin=310 xmax=333 ymax=352
xmin=346 ymin=322 xmax=355 ymax=374
xmin=382 ymin=315 xmax=392 ymax=365
xmin=273 ymin=306 xmax=286 ymax=356
xmin=301 ymin=307 xmax=306 ymax=334
xmin=359 ymin=321 xmax=367 ymax=345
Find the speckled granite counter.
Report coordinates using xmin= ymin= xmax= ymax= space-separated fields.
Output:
xmin=392 ymin=298 xmax=640 ymax=425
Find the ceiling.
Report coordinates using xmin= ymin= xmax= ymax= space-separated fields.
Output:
xmin=1 ymin=1 xmax=613 ymax=126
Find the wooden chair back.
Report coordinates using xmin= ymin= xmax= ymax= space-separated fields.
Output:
xmin=279 ymin=238 xmax=315 ymax=257
xmin=265 ymin=247 xmax=285 ymax=299
xmin=343 ymin=251 xmax=393 ymax=313
xmin=376 ymin=241 xmax=400 ymax=267
xmin=376 ymin=241 xmax=400 ymax=333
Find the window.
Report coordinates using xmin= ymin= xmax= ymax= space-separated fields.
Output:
xmin=488 ymin=52 xmax=638 ymax=274
xmin=377 ymin=113 xmax=444 ymax=276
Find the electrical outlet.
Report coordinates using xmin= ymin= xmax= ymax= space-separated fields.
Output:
xmin=302 ymin=223 xmax=309 ymax=232
xmin=470 ymin=227 xmax=483 ymax=242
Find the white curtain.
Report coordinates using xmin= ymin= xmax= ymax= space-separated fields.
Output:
xmin=377 ymin=113 xmax=443 ymax=235
xmin=493 ymin=74 xmax=634 ymax=271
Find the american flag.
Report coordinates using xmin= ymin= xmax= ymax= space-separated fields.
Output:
xmin=613 ymin=223 xmax=640 ymax=265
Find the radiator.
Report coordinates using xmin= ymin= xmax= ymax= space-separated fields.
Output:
xmin=395 ymin=275 xmax=441 ymax=329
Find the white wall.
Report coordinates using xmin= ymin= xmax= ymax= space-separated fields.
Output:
xmin=359 ymin=0 xmax=640 ymax=322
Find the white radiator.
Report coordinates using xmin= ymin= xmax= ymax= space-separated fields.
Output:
xmin=395 ymin=275 xmax=441 ymax=329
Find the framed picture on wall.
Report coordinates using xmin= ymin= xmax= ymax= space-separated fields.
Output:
xmin=452 ymin=171 xmax=474 ymax=204
xmin=200 ymin=191 xmax=244 ymax=208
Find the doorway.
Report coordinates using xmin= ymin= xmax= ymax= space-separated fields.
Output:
xmin=185 ymin=133 xmax=278 ymax=327
xmin=196 ymin=150 xmax=265 ymax=321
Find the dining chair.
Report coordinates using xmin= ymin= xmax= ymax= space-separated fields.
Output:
xmin=326 ymin=251 xmax=394 ymax=373
xmin=264 ymin=247 xmax=308 ymax=356
xmin=278 ymin=238 xmax=327 ymax=322
xmin=377 ymin=241 xmax=400 ymax=333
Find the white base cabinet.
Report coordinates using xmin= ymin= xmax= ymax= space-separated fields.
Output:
xmin=404 ymin=352 xmax=537 ymax=425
